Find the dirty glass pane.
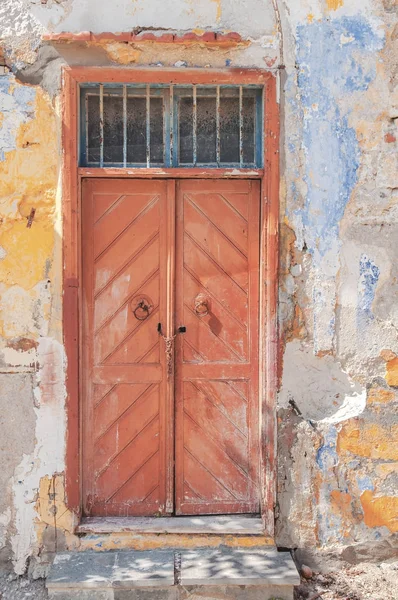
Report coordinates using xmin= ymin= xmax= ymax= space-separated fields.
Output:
xmin=127 ymin=96 xmax=146 ymax=164
xmin=82 ymin=84 xmax=262 ymax=167
xmin=103 ymin=94 xmax=123 ymax=163
xmin=150 ymin=97 xmax=164 ymax=164
xmin=242 ymin=94 xmax=255 ymax=164
xmin=87 ymin=94 xmax=100 ymax=163
xmin=179 ymin=97 xmax=193 ymax=164
xmin=220 ymin=95 xmax=239 ymax=163
xmin=197 ymin=95 xmax=217 ymax=164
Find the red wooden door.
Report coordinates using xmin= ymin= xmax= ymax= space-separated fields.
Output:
xmin=82 ymin=178 xmax=260 ymax=516
xmin=82 ymin=179 xmax=174 ymax=516
xmin=175 ymin=180 xmax=260 ymax=515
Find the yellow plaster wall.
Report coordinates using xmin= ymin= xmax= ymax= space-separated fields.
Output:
xmin=0 ymin=84 xmax=58 ymax=336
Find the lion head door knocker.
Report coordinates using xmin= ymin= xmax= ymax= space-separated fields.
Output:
xmin=193 ymin=293 xmax=210 ymax=317
xmin=131 ymin=295 xmax=153 ymax=321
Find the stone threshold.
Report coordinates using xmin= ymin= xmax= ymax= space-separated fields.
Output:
xmin=77 ymin=515 xmax=264 ymax=535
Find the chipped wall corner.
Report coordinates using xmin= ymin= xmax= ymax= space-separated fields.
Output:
xmin=0 ymin=0 xmax=397 ymax=577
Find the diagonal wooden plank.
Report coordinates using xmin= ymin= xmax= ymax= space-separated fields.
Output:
xmin=94 ymin=205 xmax=160 ymax=294
xmin=93 ymin=383 xmax=116 ymax=408
xmin=185 ymin=230 xmax=247 ymax=295
xmin=95 ymin=266 xmax=159 ymax=341
xmin=105 ymin=315 xmax=160 ymax=366
xmin=94 ymin=382 xmax=152 ymax=440
xmin=184 ymin=414 xmax=249 ymax=500
xmin=94 ymin=194 xmax=160 ymax=260
xmin=94 ymin=385 xmax=159 ymax=475
xmin=184 ymin=382 xmax=249 ymax=472
xmin=188 ymin=380 xmax=248 ymax=438
xmin=184 ymin=449 xmax=237 ymax=502
xmin=183 ymin=266 xmax=247 ymax=333
xmin=196 ymin=380 xmax=248 ymax=435
xmin=183 ymin=305 xmax=241 ymax=363
xmin=94 ymin=233 xmax=159 ymax=300
xmin=183 ymin=268 xmax=248 ymax=359
xmin=107 ymin=448 xmax=160 ymax=503
xmin=93 ymin=193 xmax=125 ymax=223
xmin=98 ymin=306 xmax=159 ymax=365
xmin=94 ymin=244 xmax=159 ymax=332
xmin=184 ymin=235 xmax=248 ymax=326
xmin=95 ymin=272 xmax=159 ymax=364
xmin=96 ymin=417 xmax=160 ymax=502
xmin=184 ymin=198 xmax=249 ymax=291
xmin=184 ymin=192 xmax=248 ymax=256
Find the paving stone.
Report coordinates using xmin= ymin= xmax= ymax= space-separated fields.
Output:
xmin=114 ymin=589 xmax=179 ymax=600
xmin=48 ymin=591 xmax=113 ymax=600
xmin=47 ymin=551 xmax=175 ymax=590
xmin=113 ymin=551 xmax=175 ymax=587
xmin=180 ymin=548 xmax=300 ymax=586
xmin=48 ymin=552 xmax=116 ymax=588
xmin=180 ymin=584 xmax=294 ymax=600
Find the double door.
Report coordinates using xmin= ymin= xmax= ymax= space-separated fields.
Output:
xmin=82 ymin=178 xmax=261 ymax=516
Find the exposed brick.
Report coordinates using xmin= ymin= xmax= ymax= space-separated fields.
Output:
xmin=216 ymin=32 xmax=242 ymax=42
xmin=385 ymin=132 xmax=396 ymax=143
xmin=92 ymin=32 xmax=132 ymax=42
xmin=133 ymin=33 xmax=175 ymax=43
xmin=42 ymin=31 xmax=91 ymax=42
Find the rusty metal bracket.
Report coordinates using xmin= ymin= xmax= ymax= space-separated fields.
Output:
xmin=162 ymin=334 xmax=176 ymax=378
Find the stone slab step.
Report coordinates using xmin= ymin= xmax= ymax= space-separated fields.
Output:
xmin=47 ymin=548 xmax=299 ymax=600
xmin=77 ymin=515 xmax=264 ymax=535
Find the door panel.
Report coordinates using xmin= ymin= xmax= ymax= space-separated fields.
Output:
xmin=175 ymin=180 xmax=260 ymax=515
xmin=82 ymin=179 xmax=174 ymax=516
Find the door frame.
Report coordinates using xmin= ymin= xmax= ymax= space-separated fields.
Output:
xmin=62 ymin=66 xmax=280 ymax=536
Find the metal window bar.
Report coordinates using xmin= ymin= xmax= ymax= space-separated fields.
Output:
xmin=239 ymin=85 xmax=243 ymax=168
xmin=99 ymin=84 xmax=104 ymax=168
xmin=146 ymin=84 xmax=151 ymax=168
xmin=123 ymin=85 xmax=127 ymax=167
xmin=169 ymin=84 xmax=174 ymax=166
xmin=216 ymin=86 xmax=220 ymax=167
xmin=192 ymin=85 xmax=197 ymax=167
xmin=85 ymin=92 xmax=89 ymax=165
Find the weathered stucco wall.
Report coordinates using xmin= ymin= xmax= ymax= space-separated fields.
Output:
xmin=0 ymin=0 xmax=396 ymax=576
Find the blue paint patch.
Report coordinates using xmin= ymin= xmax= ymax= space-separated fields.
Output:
xmin=0 ymin=74 xmax=37 ymax=160
xmin=290 ymin=17 xmax=383 ymax=260
xmin=358 ymin=254 xmax=380 ymax=319
xmin=317 ymin=426 xmax=339 ymax=471
xmin=225 ymin=59 xmax=231 ymax=67
xmin=357 ymin=475 xmax=374 ymax=492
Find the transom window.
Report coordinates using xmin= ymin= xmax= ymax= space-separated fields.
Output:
xmin=80 ymin=84 xmax=263 ymax=168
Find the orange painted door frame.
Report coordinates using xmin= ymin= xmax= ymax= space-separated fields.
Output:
xmin=62 ymin=67 xmax=279 ymax=534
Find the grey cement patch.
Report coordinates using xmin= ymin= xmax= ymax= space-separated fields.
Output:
xmin=0 ymin=373 xmax=36 ymax=512
xmin=15 ymin=46 xmax=66 ymax=97
xmin=0 ymin=374 xmax=36 ymax=515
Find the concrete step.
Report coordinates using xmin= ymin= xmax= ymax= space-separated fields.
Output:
xmin=47 ymin=547 xmax=300 ymax=600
